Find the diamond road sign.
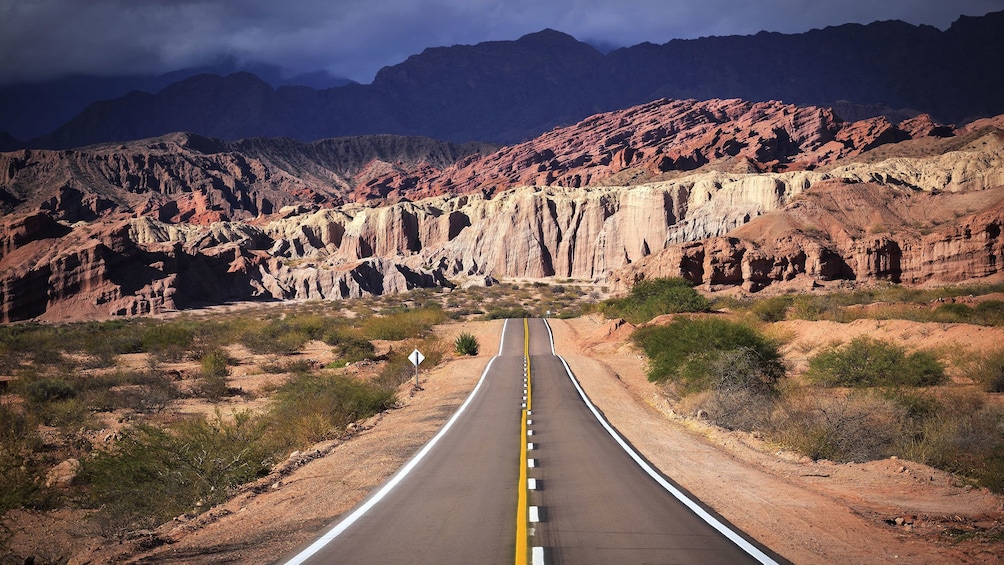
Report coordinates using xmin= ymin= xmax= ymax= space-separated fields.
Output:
xmin=409 ymin=349 xmax=425 ymax=367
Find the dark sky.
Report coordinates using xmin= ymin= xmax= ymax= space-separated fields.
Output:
xmin=1 ymin=0 xmax=1002 ymax=85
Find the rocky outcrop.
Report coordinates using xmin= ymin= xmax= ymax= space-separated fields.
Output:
xmin=0 ymin=99 xmax=952 ymax=227
xmin=414 ymin=98 xmax=940 ymax=197
xmin=2 ymin=104 xmax=1003 ymax=321
xmin=0 ymin=132 xmax=495 ymax=222
xmin=611 ymin=171 xmax=1004 ymax=293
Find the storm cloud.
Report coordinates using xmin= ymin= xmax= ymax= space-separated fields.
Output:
xmin=1 ymin=0 xmax=1002 ymax=84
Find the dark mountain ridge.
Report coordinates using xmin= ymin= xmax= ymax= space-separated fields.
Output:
xmin=0 ymin=62 xmax=354 ymax=142
xmin=12 ymin=11 xmax=1004 ymax=150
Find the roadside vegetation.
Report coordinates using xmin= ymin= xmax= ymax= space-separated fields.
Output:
xmin=598 ymin=277 xmax=709 ymax=323
xmin=0 ymin=280 xmax=600 ymax=547
xmin=604 ymin=278 xmax=1004 ymax=494
xmin=4 ymin=275 xmax=1004 ymax=556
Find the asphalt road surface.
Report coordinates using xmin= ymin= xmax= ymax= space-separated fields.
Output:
xmin=282 ymin=318 xmax=780 ymax=565
xmin=524 ymin=317 xmax=772 ymax=564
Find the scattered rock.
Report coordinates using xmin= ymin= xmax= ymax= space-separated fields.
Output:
xmin=44 ymin=458 xmax=80 ymax=488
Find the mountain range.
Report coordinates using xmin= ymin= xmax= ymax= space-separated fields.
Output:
xmin=2 ymin=11 xmax=1004 ymax=322
xmin=3 ymin=10 xmax=1003 ymax=150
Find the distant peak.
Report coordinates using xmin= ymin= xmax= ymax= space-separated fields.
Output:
xmin=517 ymin=28 xmax=580 ymax=43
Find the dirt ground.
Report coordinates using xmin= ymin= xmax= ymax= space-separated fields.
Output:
xmin=8 ymin=315 xmax=1004 ymax=564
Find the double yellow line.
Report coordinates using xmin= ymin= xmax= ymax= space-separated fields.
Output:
xmin=515 ymin=318 xmax=532 ymax=565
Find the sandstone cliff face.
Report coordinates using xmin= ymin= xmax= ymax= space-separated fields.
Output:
xmin=0 ymin=132 xmax=495 ymax=223
xmin=2 ymin=102 xmax=1003 ymax=321
xmin=411 ymin=98 xmax=939 ymax=197
xmin=0 ymin=98 xmax=945 ymax=229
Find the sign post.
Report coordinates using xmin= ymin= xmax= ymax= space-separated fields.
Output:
xmin=408 ymin=349 xmax=425 ymax=386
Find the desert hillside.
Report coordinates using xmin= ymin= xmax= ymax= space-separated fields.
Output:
xmin=2 ymin=100 xmax=1002 ymax=323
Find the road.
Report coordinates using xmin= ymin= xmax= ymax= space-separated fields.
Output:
xmin=524 ymin=318 xmax=772 ymax=564
xmin=282 ymin=318 xmax=779 ymax=565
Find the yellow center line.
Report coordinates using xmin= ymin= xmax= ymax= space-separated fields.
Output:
xmin=515 ymin=318 xmax=532 ymax=565
xmin=524 ymin=318 xmax=532 ymax=412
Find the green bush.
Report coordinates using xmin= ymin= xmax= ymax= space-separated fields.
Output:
xmin=806 ymin=337 xmax=945 ymax=388
xmin=373 ymin=338 xmax=444 ymax=389
xmin=699 ymin=348 xmax=780 ymax=431
xmin=362 ymin=307 xmax=446 ymax=341
xmin=261 ymin=359 xmax=314 ymax=374
xmin=975 ymin=300 xmax=1004 ymax=326
xmin=266 ymin=374 xmax=397 ymax=448
xmin=631 ymin=317 xmax=784 ymax=393
xmin=750 ymin=296 xmax=792 ymax=322
xmin=0 ymin=402 xmax=49 ymax=520
xmin=199 ymin=348 xmax=232 ymax=400
xmin=897 ymin=390 xmax=1004 ymax=492
xmin=240 ymin=319 xmax=310 ymax=355
xmin=325 ymin=330 xmax=376 ymax=363
xmin=482 ymin=307 xmax=533 ymax=320
xmin=966 ymin=349 xmax=1004 ymax=393
xmin=601 ymin=277 xmax=709 ymax=324
xmin=79 ymin=370 xmax=179 ymax=414
xmin=454 ymin=332 xmax=480 ymax=356
xmin=81 ymin=411 xmax=272 ymax=533
xmin=21 ymin=376 xmax=77 ymax=404
xmin=932 ymin=303 xmax=974 ymax=323
xmin=142 ymin=323 xmax=194 ymax=361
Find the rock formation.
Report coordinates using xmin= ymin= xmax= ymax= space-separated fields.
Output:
xmin=1 ymin=99 xmax=1003 ymax=321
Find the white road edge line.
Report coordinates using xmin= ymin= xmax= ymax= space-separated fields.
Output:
xmin=282 ymin=319 xmax=510 ymax=565
xmin=541 ymin=319 xmax=779 ymax=565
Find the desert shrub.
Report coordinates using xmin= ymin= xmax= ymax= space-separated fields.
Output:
xmin=0 ymin=401 xmax=49 ymax=521
xmin=482 ymin=307 xmax=533 ymax=320
xmin=771 ymin=391 xmax=906 ymax=462
xmin=0 ymin=323 xmax=63 ymax=367
xmin=974 ymin=300 xmax=1004 ymax=326
xmin=932 ymin=303 xmax=974 ymax=323
xmin=788 ymin=294 xmax=836 ymax=321
xmin=266 ymin=374 xmax=396 ymax=448
xmin=699 ymin=348 xmax=780 ymax=431
xmin=966 ymin=349 xmax=1004 ymax=393
xmin=78 ymin=370 xmax=179 ymax=414
xmin=898 ymin=389 xmax=1004 ymax=492
xmin=141 ymin=323 xmax=194 ymax=361
xmin=454 ymin=332 xmax=480 ymax=356
xmin=199 ymin=348 xmax=231 ymax=400
xmin=806 ymin=337 xmax=945 ymax=388
xmin=283 ymin=314 xmax=338 ymax=340
xmin=81 ymin=410 xmax=272 ymax=533
xmin=20 ymin=375 xmax=77 ymax=404
xmin=10 ymin=371 xmax=92 ymax=429
xmin=631 ymin=317 xmax=784 ymax=393
xmin=362 ymin=307 xmax=446 ymax=341
xmin=601 ymin=277 xmax=709 ymax=324
xmin=324 ymin=330 xmax=376 ymax=363
xmin=750 ymin=295 xmax=792 ymax=322
xmin=240 ymin=319 xmax=310 ymax=355
xmin=260 ymin=358 xmax=314 ymax=374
